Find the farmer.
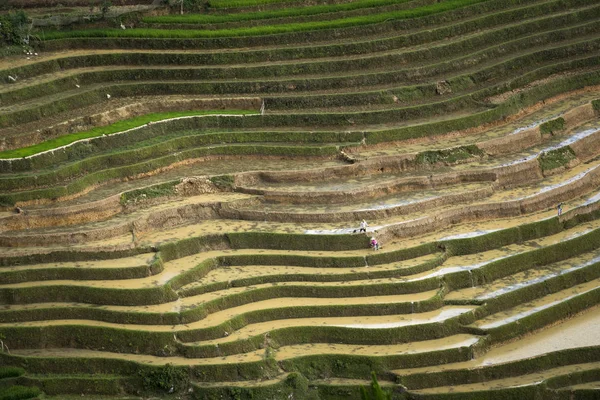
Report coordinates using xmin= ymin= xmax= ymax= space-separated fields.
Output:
xmin=557 ymin=202 xmax=563 ymax=216
xmin=359 ymin=219 xmax=368 ymax=233
xmin=370 ymin=237 xmax=380 ymax=251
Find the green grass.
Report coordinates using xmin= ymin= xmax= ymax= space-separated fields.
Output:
xmin=0 ymin=109 xmax=256 ymax=159
xmin=144 ymin=0 xmax=414 ymax=24
xmin=209 ymin=0 xmax=312 ymax=9
xmin=42 ymin=0 xmax=490 ymax=40
xmin=0 ymin=385 xmax=41 ymax=400
xmin=539 ymin=117 xmax=565 ymax=135
xmin=538 ymin=146 xmax=577 ymax=172
xmin=0 ymin=366 xmax=25 ymax=379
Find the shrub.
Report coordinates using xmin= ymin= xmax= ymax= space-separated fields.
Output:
xmin=539 ymin=117 xmax=565 ymax=135
xmin=119 ymin=181 xmax=178 ymax=205
xmin=0 ymin=385 xmax=41 ymax=400
xmin=0 ymin=366 xmax=24 ymax=379
xmin=538 ymin=146 xmax=577 ymax=172
xmin=416 ymin=145 xmax=485 ymax=165
xmin=0 ymin=11 xmax=29 ymax=46
xmin=138 ymin=363 xmax=189 ymax=393
xmin=210 ymin=174 xmax=235 ymax=189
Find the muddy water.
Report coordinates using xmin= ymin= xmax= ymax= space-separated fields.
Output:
xmin=11 ymin=347 xmax=265 ymax=365
xmin=482 ymin=305 xmax=600 ymax=364
xmin=445 ymin=249 xmax=600 ymax=301
xmin=0 ymin=253 xmax=153 ymax=272
xmin=191 ymin=306 xmax=474 ymax=346
xmin=394 ymin=305 xmax=600 ymax=377
xmin=185 ymin=253 xmax=438 ymax=289
xmin=1 ymin=297 xmax=469 ymax=337
xmin=406 ymin=222 xmax=600 ymax=283
xmin=412 ymin=362 xmax=600 ymax=393
xmin=473 ymin=278 xmax=600 ymax=330
xmin=0 ymin=288 xmax=439 ymax=330
xmin=356 ymin=92 xmax=600 ymax=158
xmin=274 ymin=334 xmax=479 ymax=359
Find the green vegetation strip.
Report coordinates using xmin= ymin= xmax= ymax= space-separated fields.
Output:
xmin=42 ymin=0 xmax=490 ymax=39
xmin=210 ymin=0 xmax=325 ymax=9
xmin=539 ymin=146 xmax=577 ymax=172
xmin=0 ymin=110 xmax=255 ymax=159
xmin=144 ymin=0 xmax=414 ymax=24
xmin=0 ymin=385 xmax=41 ymax=400
xmin=0 ymin=366 xmax=24 ymax=379
xmin=539 ymin=117 xmax=566 ymax=135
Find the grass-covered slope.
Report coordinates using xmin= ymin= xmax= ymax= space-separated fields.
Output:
xmin=0 ymin=0 xmax=600 ymax=398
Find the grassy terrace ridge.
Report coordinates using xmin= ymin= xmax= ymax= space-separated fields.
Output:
xmin=0 ymin=110 xmax=256 ymax=159
xmin=1 ymin=0 xmax=588 ymax=76
xmin=2 ymin=0 xmax=600 ymax=396
xmin=40 ymin=0 xmax=491 ymax=39
xmin=142 ymin=0 xmax=417 ymax=24
xmin=5 ymin=16 xmax=600 ymax=107
xmin=208 ymin=0 xmax=333 ymax=9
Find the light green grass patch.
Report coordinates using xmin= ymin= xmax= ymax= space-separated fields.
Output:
xmin=144 ymin=0 xmax=413 ymax=24
xmin=0 ymin=109 xmax=256 ymax=159
xmin=210 ymin=0 xmax=311 ymax=9
xmin=42 ymin=0 xmax=490 ymax=40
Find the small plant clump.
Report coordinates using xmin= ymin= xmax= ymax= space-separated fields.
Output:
xmin=0 ymin=366 xmax=25 ymax=379
xmin=360 ymin=372 xmax=392 ymax=400
xmin=539 ymin=146 xmax=577 ymax=172
xmin=120 ymin=182 xmax=178 ymax=205
xmin=416 ymin=145 xmax=485 ymax=166
xmin=138 ymin=363 xmax=189 ymax=393
xmin=539 ymin=117 xmax=566 ymax=135
xmin=0 ymin=385 xmax=42 ymax=400
xmin=210 ymin=174 xmax=235 ymax=189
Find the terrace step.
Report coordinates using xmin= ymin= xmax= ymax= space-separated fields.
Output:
xmin=245 ymin=160 xmax=600 ymax=229
xmin=4 ymin=177 xmax=600 ymax=265
xmin=0 ymin=290 xmax=441 ymax=324
xmin=0 ymin=0 xmax=570 ymax=78
xmin=445 ymin=247 xmax=600 ymax=304
xmin=4 ymin=32 xmax=598 ymax=122
xmin=407 ymin=362 xmax=600 ymax=398
xmin=179 ymin=306 xmax=475 ymax=351
xmin=392 ymin=306 xmax=600 ymax=381
xmin=140 ymin=0 xmax=452 ymax=31
xmin=7 ymin=332 xmax=481 ymax=367
xmin=176 ymin=253 xmax=441 ymax=295
xmin=18 ymin=157 xmax=344 ymax=210
xmin=5 ymin=6 xmax=598 ymax=107
xmin=467 ymin=278 xmax=600 ymax=340
xmin=273 ymin=333 xmax=480 ymax=361
xmin=0 ymin=191 xmax=258 ymax=235
xmin=0 ymin=253 xmax=156 ymax=284
xmin=0 ymin=291 xmax=452 ymax=332
xmin=2 ymin=84 xmax=594 ymax=175
xmin=35 ymin=0 xmax=599 ymax=52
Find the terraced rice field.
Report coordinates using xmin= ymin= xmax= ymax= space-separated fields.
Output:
xmin=1 ymin=0 xmax=600 ymax=398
